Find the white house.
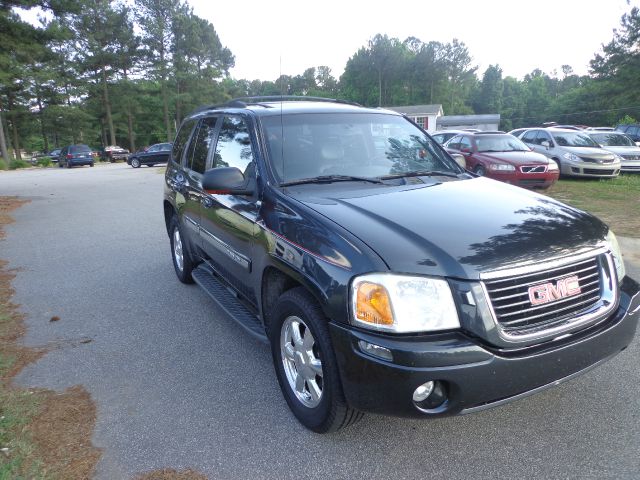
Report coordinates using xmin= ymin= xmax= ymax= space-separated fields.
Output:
xmin=386 ymin=104 xmax=443 ymax=133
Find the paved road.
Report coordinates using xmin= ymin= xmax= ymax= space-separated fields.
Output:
xmin=2 ymin=165 xmax=639 ymax=480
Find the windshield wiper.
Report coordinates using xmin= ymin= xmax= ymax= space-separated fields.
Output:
xmin=380 ymin=170 xmax=460 ymax=180
xmin=280 ymin=174 xmax=384 ymax=187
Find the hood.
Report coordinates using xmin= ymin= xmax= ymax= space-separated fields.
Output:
xmin=288 ymin=177 xmax=607 ymax=279
xmin=600 ymin=145 xmax=640 ymax=157
xmin=476 ymin=150 xmax=550 ymax=165
xmin=563 ymin=146 xmax=615 ymax=160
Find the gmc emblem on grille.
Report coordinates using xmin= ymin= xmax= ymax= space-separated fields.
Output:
xmin=528 ymin=275 xmax=581 ymax=306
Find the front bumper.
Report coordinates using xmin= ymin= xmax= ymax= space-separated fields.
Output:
xmin=563 ymin=160 xmax=621 ymax=177
xmin=330 ymin=276 xmax=639 ymax=418
xmin=488 ymin=169 xmax=559 ymax=189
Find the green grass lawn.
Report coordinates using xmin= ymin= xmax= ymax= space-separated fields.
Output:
xmin=544 ymin=174 xmax=640 ymax=238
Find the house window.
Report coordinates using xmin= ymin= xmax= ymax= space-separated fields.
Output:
xmin=414 ymin=116 xmax=429 ymax=130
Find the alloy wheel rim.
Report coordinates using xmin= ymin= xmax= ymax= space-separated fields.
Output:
xmin=173 ymin=228 xmax=184 ymax=272
xmin=280 ymin=315 xmax=324 ymax=408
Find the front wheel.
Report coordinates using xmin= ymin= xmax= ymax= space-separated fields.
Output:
xmin=474 ymin=165 xmax=486 ymax=176
xmin=169 ymin=216 xmax=194 ymax=284
xmin=131 ymin=158 xmax=141 ymax=168
xmin=270 ymin=287 xmax=363 ymax=433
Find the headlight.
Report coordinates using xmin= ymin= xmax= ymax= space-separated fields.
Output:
xmin=606 ymin=230 xmax=626 ymax=281
xmin=613 ymin=154 xmax=624 ymax=163
xmin=350 ymin=273 xmax=460 ymax=333
xmin=562 ymin=152 xmax=581 ymax=162
xmin=488 ymin=164 xmax=515 ymax=171
xmin=547 ymin=160 xmax=559 ymax=171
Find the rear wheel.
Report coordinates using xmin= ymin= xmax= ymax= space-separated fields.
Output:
xmin=90 ymin=162 xmax=94 ymax=167
xmin=169 ymin=216 xmax=194 ymax=284
xmin=270 ymin=287 xmax=363 ymax=433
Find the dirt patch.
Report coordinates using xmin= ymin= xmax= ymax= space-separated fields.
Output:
xmin=136 ymin=469 xmax=209 ymax=480
xmin=0 ymin=196 xmax=101 ymax=479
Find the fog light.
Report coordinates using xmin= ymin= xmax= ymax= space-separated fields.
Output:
xmin=413 ymin=380 xmax=448 ymax=411
xmin=358 ymin=340 xmax=393 ymax=361
xmin=412 ymin=381 xmax=434 ymax=402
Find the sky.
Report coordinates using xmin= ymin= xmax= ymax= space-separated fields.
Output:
xmin=189 ymin=0 xmax=638 ymax=81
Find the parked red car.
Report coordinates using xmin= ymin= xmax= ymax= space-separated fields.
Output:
xmin=444 ymin=132 xmax=559 ymax=189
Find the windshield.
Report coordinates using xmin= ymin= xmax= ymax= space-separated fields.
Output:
xmin=551 ymin=131 xmax=599 ymax=147
xmin=261 ymin=113 xmax=460 ymax=183
xmin=475 ymin=134 xmax=530 ymax=152
xmin=590 ymin=132 xmax=635 ymax=147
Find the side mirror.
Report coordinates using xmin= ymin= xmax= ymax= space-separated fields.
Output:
xmin=202 ymin=167 xmax=254 ymax=196
xmin=541 ymin=140 xmax=551 ymax=148
xmin=460 ymin=147 xmax=472 ymax=154
xmin=451 ymin=153 xmax=466 ymax=169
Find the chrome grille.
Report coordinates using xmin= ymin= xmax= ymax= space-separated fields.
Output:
xmin=579 ymin=156 xmax=615 ymax=164
xmin=484 ymin=256 xmax=602 ymax=333
xmin=520 ymin=165 xmax=547 ymax=173
xmin=622 ymin=154 xmax=640 ymax=161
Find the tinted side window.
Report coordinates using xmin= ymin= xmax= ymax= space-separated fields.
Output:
xmin=189 ymin=117 xmax=218 ymax=174
xmin=534 ymin=131 xmax=552 ymax=145
xmin=629 ymin=126 xmax=640 ymax=137
xmin=447 ymin=135 xmax=462 ymax=150
xmin=522 ymin=130 xmax=537 ymax=143
xmin=171 ymin=119 xmax=197 ymax=164
xmin=214 ymin=116 xmax=254 ymax=173
xmin=459 ymin=136 xmax=472 ymax=151
xmin=147 ymin=144 xmax=160 ymax=152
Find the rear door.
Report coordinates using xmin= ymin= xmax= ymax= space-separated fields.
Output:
xmin=199 ymin=114 xmax=260 ymax=305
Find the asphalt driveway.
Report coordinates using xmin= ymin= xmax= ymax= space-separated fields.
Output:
xmin=1 ymin=164 xmax=639 ymax=479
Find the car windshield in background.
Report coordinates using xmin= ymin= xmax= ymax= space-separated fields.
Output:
xmin=590 ymin=132 xmax=635 ymax=147
xmin=475 ymin=134 xmax=530 ymax=152
xmin=551 ymin=131 xmax=599 ymax=147
xmin=261 ymin=113 xmax=460 ymax=183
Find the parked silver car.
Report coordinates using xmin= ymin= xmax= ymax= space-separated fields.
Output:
xmin=587 ymin=131 xmax=640 ymax=172
xmin=519 ymin=128 xmax=621 ymax=178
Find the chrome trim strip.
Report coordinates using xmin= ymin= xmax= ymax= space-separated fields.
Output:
xmin=480 ymin=252 xmax=618 ymax=344
xmin=480 ymin=245 xmax=607 ymax=281
xmin=183 ymin=215 xmax=199 ymax=228
xmin=200 ymin=227 xmax=251 ymax=271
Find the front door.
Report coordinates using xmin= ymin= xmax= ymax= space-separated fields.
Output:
xmin=199 ymin=115 xmax=259 ymax=305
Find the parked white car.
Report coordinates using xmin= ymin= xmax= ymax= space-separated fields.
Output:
xmin=587 ymin=131 xmax=640 ymax=172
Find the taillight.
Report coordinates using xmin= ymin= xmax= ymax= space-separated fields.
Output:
xmin=66 ymin=154 xmax=73 ymax=159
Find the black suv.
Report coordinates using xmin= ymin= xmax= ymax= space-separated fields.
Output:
xmin=615 ymin=124 xmax=640 ymax=144
xmin=163 ymin=97 xmax=639 ymax=433
xmin=59 ymin=144 xmax=94 ymax=168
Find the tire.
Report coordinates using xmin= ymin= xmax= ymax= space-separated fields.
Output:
xmin=58 ymin=162 xmax=63 ymax=168
xmin=131 ymin=158 xmax=141 ymax=168
xmin=474 ymin=165 xmax=486 ymax=176
xmin=146 ymin=164 xmax=155 ymax=167
xmin=90 ymin=162 xmax=94 ymax=167
xmin=169 ymin=215 xmax=194 ymax=284
xmin=270 ymin=287 xmax=363 ymax=433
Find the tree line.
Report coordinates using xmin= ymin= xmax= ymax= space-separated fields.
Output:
xmin=1 ymin=1 xmax=639 ymax=168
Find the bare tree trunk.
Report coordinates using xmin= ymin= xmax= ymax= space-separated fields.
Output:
xmin=0 ymin=112 xmax=9 ymax=167
xmin=100 ymin=117 xmax=107 ymax=148
xmin=126 ymin=110 xmax=135 ymax=152
xmin=36 ymin=87 xmax=49 ymax=152
xmin=10 ymin=116 xmax=21 ymax=161
xmin=378 ymin=70 xmax=382 ymax=107
xmin=161 ymin=80 xmax=171 ymax=141
xmin=101 ymin=65 xmax=116 ymax=146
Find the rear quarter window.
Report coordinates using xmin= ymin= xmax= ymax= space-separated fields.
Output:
xmin=171 ymin=120 xmax=197 ymax=165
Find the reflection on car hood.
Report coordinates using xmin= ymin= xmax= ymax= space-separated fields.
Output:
xmin=290 ymin=178 xmax=607 ymax=279
xmin=562 ymin=146 xmax=615 ymax=159
xmin=476 ymin=150 xmax=550 ymax=165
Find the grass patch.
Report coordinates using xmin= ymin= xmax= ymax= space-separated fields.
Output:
xmin=8 ymin=159 xmax=30 ymax=170
xmin=544 ymin=174 xmax=640 ymax=238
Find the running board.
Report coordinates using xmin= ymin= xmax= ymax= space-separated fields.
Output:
xmin=192 ymin=265 xmax=268 ymax=344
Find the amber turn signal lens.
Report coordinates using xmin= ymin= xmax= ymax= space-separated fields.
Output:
xmin=355 ymin=282 xmax=394 ymax=326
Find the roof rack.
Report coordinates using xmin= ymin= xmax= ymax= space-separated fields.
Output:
xmin=193 ymin=96 xmax=362 ymax=113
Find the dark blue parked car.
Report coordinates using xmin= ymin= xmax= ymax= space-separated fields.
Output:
xmin=127 ymin=143 xmax=172 ymax=168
